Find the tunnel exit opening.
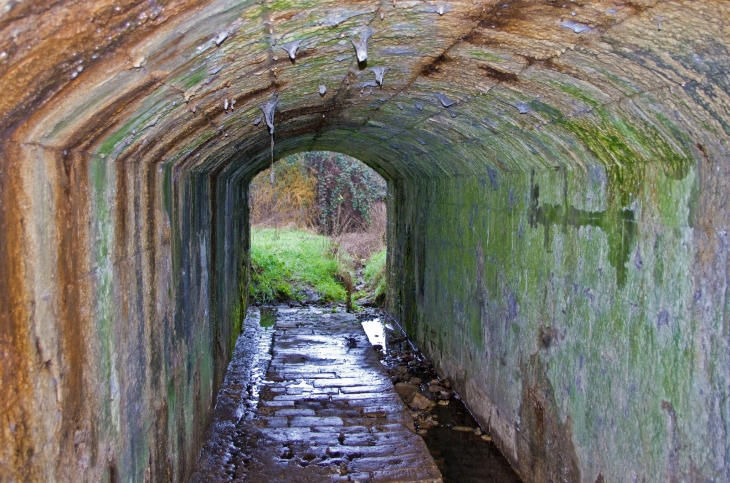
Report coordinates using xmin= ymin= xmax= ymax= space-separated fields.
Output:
xmin=246 ymin=150 xmax=388 ymax=310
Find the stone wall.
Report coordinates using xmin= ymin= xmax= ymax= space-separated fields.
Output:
xmin=388 ymin=162 xmax=729 ymax=481
xmin=0 ymin=143 xmax=248 ymax=481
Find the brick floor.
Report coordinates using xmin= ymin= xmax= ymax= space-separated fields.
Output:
xmin=191 ymin=308 xmax=443 ymax=483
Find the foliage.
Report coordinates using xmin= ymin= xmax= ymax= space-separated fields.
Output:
xmin=363 ymin=248 xmax=387 ymax=305
xmin=248 ymin=152 xmax=388 ymax=307
xmin=249 ymin=151 xmax=386 ymax=235
xmin=249 ymin=228 xmax=350 ymax=304
xmin=249 ymin=157 xmax=317 ymax=228
xmin=306 ymin=152 xmax=386 ymax=235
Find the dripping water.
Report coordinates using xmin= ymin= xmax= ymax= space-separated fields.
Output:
xmin=260 ymin=97 xmax=278 ymax=184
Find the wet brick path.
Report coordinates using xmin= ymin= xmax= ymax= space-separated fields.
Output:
xmin=191 ymin=307 xmax=442 ymax=483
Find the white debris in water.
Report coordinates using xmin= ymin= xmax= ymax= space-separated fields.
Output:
xmin=281 ymin=40 xmax=302 ymax=60
xmin=560 ymin=21 xmax=591 ymax=33
xmin=319 ymin=84 xmax=327 ymax=96
xmin=350 ymin=27 xmax=374 ymax=63
xmin=434 ymin=93 xmax=456 ymax=107
xmin=397 ymin=103 xmax=404 ymax=110
xmin=253 ymin=116 xmax=262 ymax=125
xmin=214 ymin=31 xmax=229 ymax=46
xmin=371 ymin=67 xmax=386 ymax=86
xmin=414 ymin=102 xmax=424 ymax=111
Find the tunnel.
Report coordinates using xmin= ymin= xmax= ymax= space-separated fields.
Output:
xmin=0 ymin=0 xmax=728 ymax=481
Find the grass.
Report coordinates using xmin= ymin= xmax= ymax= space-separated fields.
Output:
xmin=250 ymin=228 xmax=349 ymax=304
xmin=363 ymin=248 xmax=386 ymax=305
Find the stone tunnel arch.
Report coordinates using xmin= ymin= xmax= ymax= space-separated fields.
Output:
xmin=0 ymin=1 xmax=728 ymax=483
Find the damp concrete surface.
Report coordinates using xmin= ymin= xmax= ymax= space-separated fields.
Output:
xmin=190 ymin=305 xmax=521 ymax=482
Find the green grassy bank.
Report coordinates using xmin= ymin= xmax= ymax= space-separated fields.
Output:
xmin=249 ymin=228 xmax=386 ymax=306
xmin=250 ymin=228 xmax=348 ymax=304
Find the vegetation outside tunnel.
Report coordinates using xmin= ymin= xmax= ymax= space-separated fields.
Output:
xmin=248 ymin=152 xmax=387 ymax=306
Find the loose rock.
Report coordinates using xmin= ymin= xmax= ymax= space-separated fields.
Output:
xmin=410 ymin=393 xmax=436 ymax=411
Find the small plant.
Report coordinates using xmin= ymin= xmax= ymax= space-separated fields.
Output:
xmin=363 ymin=249 xmax=387 ymax=306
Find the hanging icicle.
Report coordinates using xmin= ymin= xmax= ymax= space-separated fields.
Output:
xmin=281 ymin=40 xmax=302 ymax=60
xmin=350 ymin=27 xmax=374 ymax=63
xmin=371 ymin=66 xmax=386 ymax=86
xmin=260 ymin=96 xmax=279 ymax=184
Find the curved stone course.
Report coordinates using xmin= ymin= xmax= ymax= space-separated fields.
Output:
xmin=0 ymin=1 xmax=728 ymax=482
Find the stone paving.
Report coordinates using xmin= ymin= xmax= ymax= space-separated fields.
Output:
xmin=191 ymin=307 xmax=443 ymax=483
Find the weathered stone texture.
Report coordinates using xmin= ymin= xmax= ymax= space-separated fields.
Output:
xmin=0 ymin=0 xmax=728 ymax=482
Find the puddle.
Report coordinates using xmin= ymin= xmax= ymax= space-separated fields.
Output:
xmin=260 ymin=307 xmax=277 ymax=327
xmin=361 ymin=317 xmax=387 ymax=353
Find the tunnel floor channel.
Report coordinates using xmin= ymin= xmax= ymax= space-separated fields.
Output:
xmin=190 ymin=306 xmax=521 ymax=482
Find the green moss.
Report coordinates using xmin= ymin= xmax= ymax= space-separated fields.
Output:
xmin=529 ymin=176 xmax=636 ymax=288
xmin=267 ymin=0 xmax=317 ymax=11
xmin=97 ymin=120 xmax=134 ymax=158
xmin=89 ymin=155 xmax=119 ymax=435
xmin=549 ymin=80 xmax=602 ymax=108
xmin=562 ymin=108 xmax=694 ymax=206
xmin=170 ymin=65 xmax=208 ymax=90
xmin=230 ymin=278 xmax=247 ymax=354
xmin=528 ymin=99 xmax=564 ymax=119
xmin=163 ymin=163 xmax=173 ymax=218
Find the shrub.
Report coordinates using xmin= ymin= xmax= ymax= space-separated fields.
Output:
xmin=249 ymin=151 xmax=386 ymax=236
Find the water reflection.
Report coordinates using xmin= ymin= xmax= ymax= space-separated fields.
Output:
xmin=361 ymin=318 xmax=387 ymax=353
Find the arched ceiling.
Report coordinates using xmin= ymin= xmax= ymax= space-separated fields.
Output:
xmin=2 ymin=0 xmax=728 ymax=189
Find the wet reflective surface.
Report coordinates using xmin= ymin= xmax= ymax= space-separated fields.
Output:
xmin=356 ymin=310 xmax=522 ymax=483
xmin=361 ymin=318 xmax=388 ymax=354
xmin=191 ymin=306 xmax=441 ymax=482
xmin=192 ymin=306 xmax=521 ymax=482
xmin=191 ymin=308 xmax=276 ymax=482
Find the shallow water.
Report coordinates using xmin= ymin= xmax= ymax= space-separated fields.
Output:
xmin=357 ymin=309 xmax=522 ymax=483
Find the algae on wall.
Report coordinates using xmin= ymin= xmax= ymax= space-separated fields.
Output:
xmin=387 ymin=162 xmax=727 ymax=482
